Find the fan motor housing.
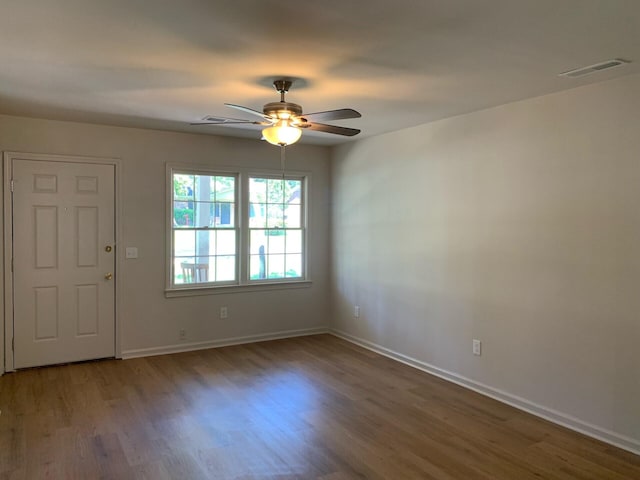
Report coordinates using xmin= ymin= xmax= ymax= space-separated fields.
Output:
xmin=263 ymin=101 xmax=303 ymax=119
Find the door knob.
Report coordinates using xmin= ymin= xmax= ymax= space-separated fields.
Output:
xmin=105 ymin=272 xmax=113 ymax=280
xmin=105 ymin=245 xmax=112 ymax=253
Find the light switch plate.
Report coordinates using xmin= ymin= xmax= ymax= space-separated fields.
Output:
xmin=125 ymin=247 xmax=138 ymax=259
xmin=473 ymin=339 xmax=482 ymax=356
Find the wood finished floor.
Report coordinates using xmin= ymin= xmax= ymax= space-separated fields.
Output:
xmin=1 ymin=334 xmax=639 ymax=479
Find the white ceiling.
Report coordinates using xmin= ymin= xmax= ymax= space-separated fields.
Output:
xmin=0 ymin=0 xmax=639 ymax=145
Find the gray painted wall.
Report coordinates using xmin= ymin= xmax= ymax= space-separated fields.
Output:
xmin=331 ymin=73 xmax=640 ymax=447
xmin=0 ymin=116 xmax=331 ymax=369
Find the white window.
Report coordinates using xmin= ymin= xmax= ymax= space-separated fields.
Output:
xmin=167 ymin=165 xmax=308 ymax=294
xmin=248 ymin=176 xmax=304 ymax=281
xmin=170 ymin=170 xmax=238 ymax=286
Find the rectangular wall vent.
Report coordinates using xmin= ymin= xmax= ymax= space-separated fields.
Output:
xmin=559 ymin=59 xmax=630 ymax=78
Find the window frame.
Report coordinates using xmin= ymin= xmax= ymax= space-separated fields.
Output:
xmin=168 ymin=166 xmax=240 ymax=289
xmin=165 ymin=163 xmax=311 ymax=297
xmin=246 ymin=173 xmax=307 ymax=284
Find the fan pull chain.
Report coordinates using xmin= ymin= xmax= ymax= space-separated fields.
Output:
xmin=280 ymin=144 xmax=286 ymax=181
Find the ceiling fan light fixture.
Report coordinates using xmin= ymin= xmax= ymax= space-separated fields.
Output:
xmin=262 ymin=121 xmax=302 ymax=146
xmin=196 ymin=79 xmax=361 ymax=142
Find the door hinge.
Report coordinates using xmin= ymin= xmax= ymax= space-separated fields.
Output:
xmin=12 ymin=338 xmax=14 ymax=351
xmin=10 ymin=179 xmax=14 ymax=192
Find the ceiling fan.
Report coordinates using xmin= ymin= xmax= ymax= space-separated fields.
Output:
xmin=192 ymin=79 xmax=361 ymax=146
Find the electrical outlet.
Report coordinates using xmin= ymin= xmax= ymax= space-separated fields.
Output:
xmin=473 ymin=339 xmax=481 ymax=356
xmin=220 ymin=306 xmax=228 ymax=319
xmin=354 ymin=305 xmax=360 ymax=318
xmin=179 ymin=329 xmax=186 ymax=340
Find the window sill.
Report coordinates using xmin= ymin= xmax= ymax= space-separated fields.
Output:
xmin=165 ymin=280 xmax=313 ymax=298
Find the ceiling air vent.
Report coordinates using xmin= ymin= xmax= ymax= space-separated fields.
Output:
xmin=559 ymin=59 xmax=630 ymax=78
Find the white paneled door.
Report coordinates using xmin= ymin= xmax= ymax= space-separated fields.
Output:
xmin=11 ymin=159 xmax=115 ymax=368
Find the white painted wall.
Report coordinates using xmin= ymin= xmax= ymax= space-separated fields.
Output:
xmin=331 ymin=73 xmax=640 ymax=449
xmin=0 ymin=116 xmax=331 ymax=368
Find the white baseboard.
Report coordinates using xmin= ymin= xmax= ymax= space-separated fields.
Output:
xmin=329 ymin=329 xmax=640 ymax=456
xmin=122 ymin=327 xmax=329 ymax=359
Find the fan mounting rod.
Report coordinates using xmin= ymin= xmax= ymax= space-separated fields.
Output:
xmin=273 ymin=79 xmax=292 ymax=101
xmin=264 ymin=79 xmax=302 ymax=118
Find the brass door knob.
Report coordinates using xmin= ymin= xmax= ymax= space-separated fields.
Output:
xmin=105 ymin=245 xmax=112 ymax=252
xmin=105 ymin=272 xmax=113 ymax=280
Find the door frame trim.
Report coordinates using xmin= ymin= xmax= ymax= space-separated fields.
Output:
xmin=3 ymin=151 xmax=122 ymax=372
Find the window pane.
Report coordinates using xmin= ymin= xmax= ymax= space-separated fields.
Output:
xmin=174 ymin=230 xmax=196 ymax=257
xmin=192 ymin=257 xmax=212 ymax=282
xmin=193 ymin=201 xmax=214 ymax=228
xmin=267 ymin=230 xmax=285 ymax=254
xmin=284 ymin=204 xmax=301 ymax=228
xmin=214 ymin=202 xmax=234 ymax=227
xmin=286 ymin=179 xmax=301 ymax=204
xmin=216 ymin=230 xmax=236 ymax=255
xmin=285 ymin=254 xmax=302 ymax=277
xmin=175 ymin=257 xmax=210 ymax=284
xmin=267 ymin=204 xmax=284 ymax=228
xmin=174 ymin=174 xmax=194 ymax=200
xmin=267 ymin=179 xmax=284 ymax=204
xmin=285 ymin=230 xmax=302 ymax=254
xmin=216 ymin=256 xmax=236 ymax=281
xmin=173 ymin=201 xmax=193 ymax=227
xmin=193 ymin=230 xmax=212 ymax=257
xmin=174 ymin=257 xmax=193 ymax=284
xmin=215 ymin=176 xmax=235 ymax=202
xmin=192 ymin=175 xmax=212 ymax=204
xmin=250 ymin=230 xmax=267 ymax=255
xmin=250 ymin=254 xmax=267 ymax=280
xmin=267 ymin=254 xmax=285 ymax=279
xmin=249 ymin=203 xmax=266 ymax=228
xmin=249 ymin=177 xmax=267 ymax=203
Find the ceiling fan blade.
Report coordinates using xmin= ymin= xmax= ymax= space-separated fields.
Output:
xmin=305 ymin=122 xmax=361 ymax=136
xmin=191 ymin=115 xmax=266 ymax=125
xmin=190 ymin=120 xmax=265 ymax=125
xmin=300 ymin=108 xmax=361 ymax=122
xmin=225 ymin=103 xmax=270 ymax=119
xmin=204 ymin=115 xmax=259 ymax=122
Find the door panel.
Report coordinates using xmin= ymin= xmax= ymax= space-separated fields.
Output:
xmin=12 ymin=159 xmax=116 ymax=368
xmin=35 ymin=206 xmax=59 ymax=267
xmin=34 ymin=286 xmax=58 ymax=339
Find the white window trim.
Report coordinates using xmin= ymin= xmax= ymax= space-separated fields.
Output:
xmin=165 ymin=163 xmax=312 ymax=297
